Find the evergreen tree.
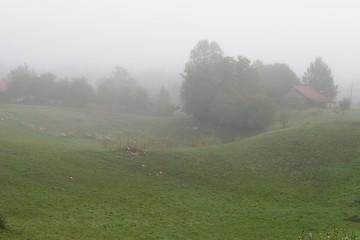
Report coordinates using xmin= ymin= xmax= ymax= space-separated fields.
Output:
xmin=302 ymin=57 xmax=338 ymax=101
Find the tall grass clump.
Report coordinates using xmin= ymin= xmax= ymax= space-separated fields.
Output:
xmin=0 ymin=214 xmax=6 ymax=230
xmin=192 ymin=135 xmax=220 ymax=147
xmin=98 ymin=134 xmax=174 ymax=154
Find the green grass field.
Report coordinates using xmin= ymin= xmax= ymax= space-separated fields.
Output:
xmin=1 ymin=104 xmax=360 ymax=239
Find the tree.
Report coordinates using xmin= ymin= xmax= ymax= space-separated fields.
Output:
xmin=181 ymin=40 xmax=276 ymax=130
xmin=338 ymin=98 xmax=351 ymax=116
xmin=68 ymin=77 xmax=95 ymax=107
xmin=212 ymin=91 xmax=275 ymax=130
xmin=153 ymin=87 xmax=171 ymax=115
xmin=7 ymin=65 xmax=60 ymax=104
xmin=302 ymin=57 xmax=338 ymax=101
xmin=111 ymin=66 xmax=137 ymax=112
xmin=7 ymin=64 xmax=37 ymax=102
xmin=96 ymin=66 xmax=149 ymax=113
xmin=256 ymin=62 xmax=299 ymax=104
xmin=97 ymin=77 xmax=116 ymax=112
xmin=130 ymin=86 xmax=149 ymax=114
xmin=6 ymin=65 xmax=96 ymax=107
xmin=278 ymin=109 xmax=290 ymax=128
xmin=37 ymin=73 xmax=57 ymax=104
xmin=186 ymin=39 xmax=223 ymax=67
xmin=222 ymin=56 xmax=260 ymax=93
xmin=181 ymin=40 xmax=224 ymax=121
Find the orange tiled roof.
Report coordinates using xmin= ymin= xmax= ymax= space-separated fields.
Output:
xmin=0 ymin=80 xmax=8 ymax=93
xmin=293 ymin=85 xmax=329 ymax=103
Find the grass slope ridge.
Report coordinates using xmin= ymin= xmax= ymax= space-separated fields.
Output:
xmin=1 ymin=118 xmax=360 ymax=239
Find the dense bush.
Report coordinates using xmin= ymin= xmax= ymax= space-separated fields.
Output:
xmin=0 ymin=214 xmax=6 ymax=230
xmin=6 ymin=65 xmax=95 ymax=107
xmin=181 ymin=40 xmax=278 ymax=130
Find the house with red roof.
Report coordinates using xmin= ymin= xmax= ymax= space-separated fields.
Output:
xmin=0 ymin=80 xmax=8 ymax=102
xmin=282 ymin=85 xmax=330 ymax=109
xmin=0 ymin=80 xmax=7 ymax=93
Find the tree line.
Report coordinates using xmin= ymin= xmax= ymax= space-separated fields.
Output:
xmin=2 ymin=64 xmax=177 ymax=116
xmin=181 ymin=40 xmax=338 ymax=130
xmin=1 ymin=39 xmax=338 ymax=130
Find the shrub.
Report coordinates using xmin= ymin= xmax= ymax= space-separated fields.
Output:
xmin=278 ymin=109 xmax=290 ymax=128
xmin=338 ymin=98 xmax=351 ymax=116
xmin=0 ymin=214 xmax=6 ymax=230
xmin=192 ymin=135 xmax=220 ymax=147
xmin=212 ymin=92 xmax=276 ymax=131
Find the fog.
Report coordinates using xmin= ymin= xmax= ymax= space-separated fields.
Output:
xmin=1 ymin=0 xmax=359 ymax=102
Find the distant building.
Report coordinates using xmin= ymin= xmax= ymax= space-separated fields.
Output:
xmin=282 ymin=85 xmax=330 ymax=109
xmin=0 ymin=80 xmax=7 ymax=93
xmin=0 ymin=80 xmax=8 ymax=102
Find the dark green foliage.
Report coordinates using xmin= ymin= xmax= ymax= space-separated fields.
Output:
xmin=5 ymin=65 xmax=154 ymax=114
xmin=278 ymin=109 xmax=290 ymax=128
xmin=302 ymin=57 xmax=338 ymax=101
xmin=131 ymin=86 xmax=149 ymax=113
xmin=97 ymin=66 xmax=149 ymax=113
xmin=181 ymin=40 xmax=224 ymax=121
xmin=0 ymin=215 xmax=6 ymax=230
xmin=67 ymin=77 xmax=95 ymax=107
xmin=153 ymin=87 xmax=178 ymax=116
xmin=240 ymin=94 xmax=275 ymax=130
xmin=7 ymin=64 xmax=37 ymax=102
xmin=53 ymin=77 xmax=95 ymax=107
xmin=212 ymin=92 xmax=275 ymax=130
xmin=345 ymin=215 xmax=360 ymax=223
xmin=338 ymin=98 xmax=351 ymax=116
xmin=6 ymin=64 xmax=95 ymax=106
xmin=256 ymin=62 xmax=299 ymax=103
xmin=181 ymin=40 xmax=276 ymax=130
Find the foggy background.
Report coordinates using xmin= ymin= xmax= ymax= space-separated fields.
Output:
xmin=0 ymin=0 xmax=359 ymax=102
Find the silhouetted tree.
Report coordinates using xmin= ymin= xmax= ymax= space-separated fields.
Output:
xmin=130 ymin=86 xmax=149 ymax=114
xmin=53 ymin=78 xmax=71 ymax=105
xmin=97 ymin=77 xmax=117 ymax=112
xmin=181 ymin=40 xmax=224 ymax=121
xmin=152 ymin=86 xmax=178 ymax=115
xmin=278 ymin=109 xmax=290 ymax=128
xmin=338 ymin=98 xmax=351 ymax=116
xmin=212 ymin=91 xmax=275 ymax=130
xmin=52 ymin=77 xmax=94 ymax=107
xmin=69 ymin=77 xmax=95 ymax=107
xmin=257 ymin=62 xmax=299 ymax=104
xmin=36 ymin=73 xmax=57 ymax=104
xmin=181 ymin=40 xmax=276 ymax=130
xmin=7 ymin=64 xmax=37 ymax=102
xmin=112 ymin=66 xmax=137 ymax=111
xmin=97 ymin=66 xmax=149 ymax=113
xmin=302 ymin=57 xmax=338 ymax=101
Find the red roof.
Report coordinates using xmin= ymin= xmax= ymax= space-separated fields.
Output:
xmin=0 ymin=80 xmax=8 ymax=93
xmin=293 ymin=85 xmax=329 ymax=103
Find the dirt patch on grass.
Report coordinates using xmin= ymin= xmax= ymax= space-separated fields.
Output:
xmin=345 ymin=215 xmax=360 ymax=223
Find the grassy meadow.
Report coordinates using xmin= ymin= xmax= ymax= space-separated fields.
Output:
xmin=0 ymin=104 xmax=360 ymax=239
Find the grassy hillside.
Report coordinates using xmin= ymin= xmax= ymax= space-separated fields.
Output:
xmin=0 ymin=104 xmax=246 ymax=148
xmin=1 ymin=105 xmax=360 ymax=239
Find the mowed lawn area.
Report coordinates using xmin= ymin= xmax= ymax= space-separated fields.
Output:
xmin=1 ymin=104 xmax=360 ymax=239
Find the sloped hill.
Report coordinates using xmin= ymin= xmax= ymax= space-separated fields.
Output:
xmin=1 ymin=115 xmax=360 ymax=239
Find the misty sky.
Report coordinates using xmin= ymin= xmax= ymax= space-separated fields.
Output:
xmin=0 ymin=0 xmax=359 ymax=96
